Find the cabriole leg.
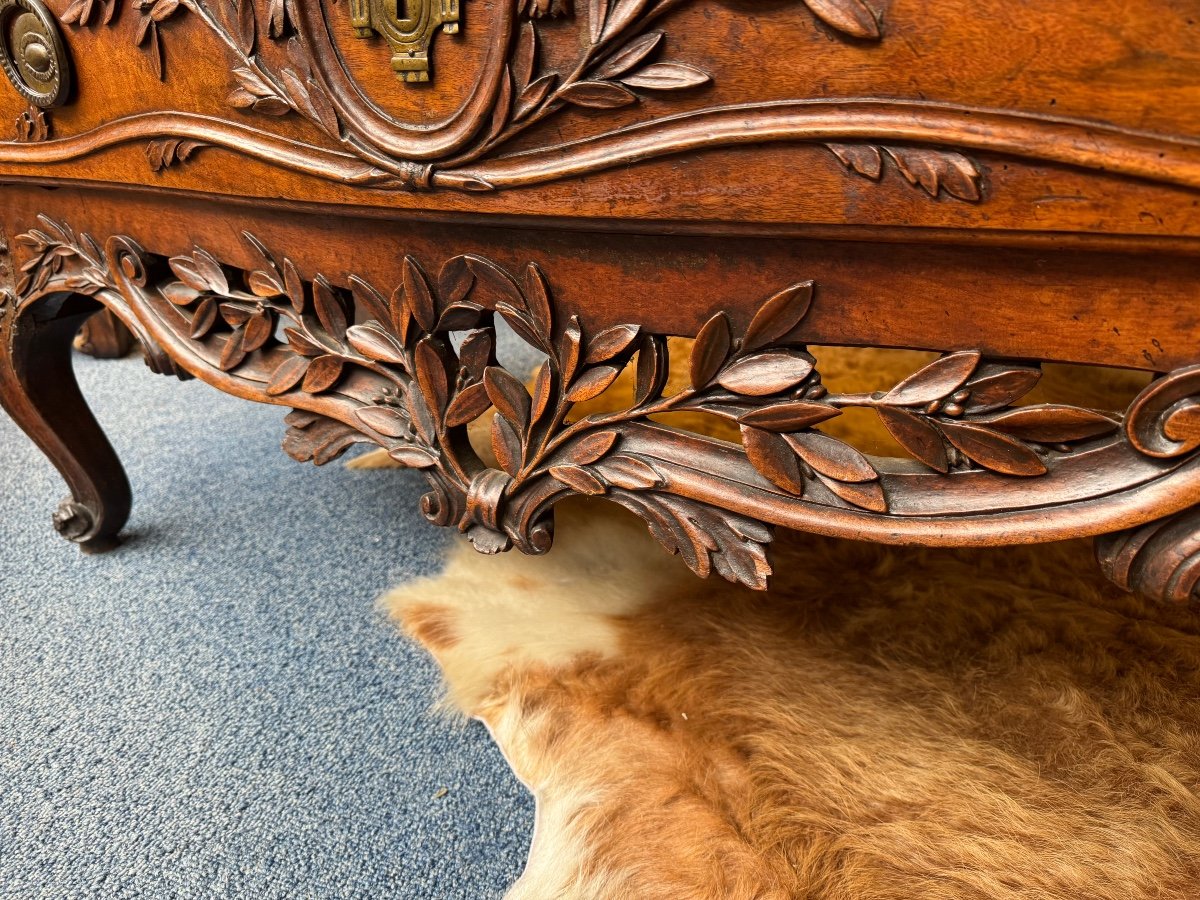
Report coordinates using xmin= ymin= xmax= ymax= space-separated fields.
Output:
xmin=0 ymin=291 xmax=131 ymax=553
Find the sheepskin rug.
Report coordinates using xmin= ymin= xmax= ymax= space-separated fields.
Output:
xmin=364 ymin=347 xmax=1200 ymax=899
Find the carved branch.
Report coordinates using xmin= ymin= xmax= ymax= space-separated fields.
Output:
xmin=11 ymin=217 xmax=1200 ymax=593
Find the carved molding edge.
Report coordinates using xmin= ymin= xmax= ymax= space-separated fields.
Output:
xmin=4 ymin=0 xmax=1193 ymax=198
xmin=10 ymin=216 xmax=1200 ymax=596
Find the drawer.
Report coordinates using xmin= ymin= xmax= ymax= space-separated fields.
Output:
xmin=0 ymin=0 xmax=1196 ymax=240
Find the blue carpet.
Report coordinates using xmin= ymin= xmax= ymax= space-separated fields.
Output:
xmin=0 ymin=353 xmax=534 ymax=899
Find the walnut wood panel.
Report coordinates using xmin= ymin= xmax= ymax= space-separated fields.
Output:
xmin=0 ymin=0 xmax=1194 ymax=241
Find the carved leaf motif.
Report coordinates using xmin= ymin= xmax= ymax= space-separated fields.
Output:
xmin=963 ymin=365 xmax=1042 ymax=413
xmin=827 ymin=143 xmax=883 ymax=179
xmin=585 ymin=324 xmax=640 ymax=364
xmin=236 ymin=0 xmax=256 ymax=55
xmin=938 ymin=420 xmax=1047 ymax=476
xmin=283 ymin=411 xmax=372 ymax=466
xmin=169 ymin=257 xmax=211 ymax=294
xmin=530 ymin=362 xmax=555 ymax=426
xmin=283 ymin=327 xmax=324 ymax=357
xmin=301 ymin=354 xmax=345 ymax=393
xmin=742 ymin=282 xmax=815 ymax=351
xmin=492 ymin=416 xmax=524 ymax=476
xmin=612 ymin=493 xmax=772 ymax=589
xmin=602 ymin=454 xmax=665 ymax=490
xmin=249 ymin=269 xmax=283 ymax=298
xmin=146 ymin=138 xmax=205 ymax=171
xmin=601 ymin=0 xmax=651 ymax=41
xmin=786 ymin=431 xmax=877 ymax=483
xmin=877 ymin=406 xmax=948 ymax=472
xmin=458 ymin=329 xmax=494 ymax=379
xmin=267 ymin=0 xmax=288 ymax=38
xmin=560 ymin=317 xmax=583 ymax=384
xmin=220 ymin=303 xmax=252 ymax=327
xmin=403 ymin=256 xmax=437 ymax=333
xmin=438 ymin=301 xmax=485 ymax=332
xmin=437 ymin=257 xmax=473 ymax=306
xmin=406 ymin=385 xmax=438 ymax=445
xmin=283 ymin=259 xmax=305 ymax=314
xmin=621 ymin=63 xmax=710 ymax=91
xmin=512 ymin=22 xmax=538 ymax=89
xmin=818 ymin=474 xmax=887 ymax=513
xmin=690 ymin=312 xmax=732 ymax=389
xmin=190 ymin=297 xmax=219 ymax=339
xmin=162 ymin=282 xmax=201 ymax=306
xmin=550 ymin=465 xmax=607 ymax=495
xmin=803 ymin=0 xmax=880 ymax=39
xmin=218 ymin=329 xmax=247 ymax=371
xmin=389 ymin=447 xmax=438 ymax=469
xmin=586 ymin=0 xmax=606 ymax=43
xmin=265 ymin=355 xmax=310 ymax=396
xmin=594 ymin=31 xmax=663 ymax=79
xmin=355 ymin=406 xmax=409 ymax=438
xmin=242 ymin=310 xmax=274 ymax=352
xmin=414 ymin=338 xmax=450 ymax=418
xmin=515 ymin=74 xmax=558 ymax=120
xmin=348 ymin=276 xmax=392 ymax=326
xmin=979 ymin=405 xmax=1120 ymax=442
xmin=884 ymin=351 xmax=981 ymax=406
xmin=737 ymin=400 xmax=840 ymax=432
xmin=464 ymin=256 xmax=524 ymax=309
xmin=313 ymin=276 xmax=348 ymax=341
xmin=885 ymin=147 xmax=982 ymax=202
xmin=635 ymin=335 xmax=669 ymax=405
xmin=523 ymin=263 xmax=554 ymax=338
xmin=742 ymin=426 xmax=806 ymax=495
xmin=445 ymin=382 xmax=493 ymax=427
xmin=346 ymin=323 xmax=406 ymax=364
xmin=484 ymin=366 xmax=533 ymax=431
xmin=717 ymin=350 xmax=815 ymax=396
xmin=496 ymin=302 xmax=545 ymax=350
xmin=566 ymin=365 xmax=623 ymax=402
xmin=570 ymin=430 xmax=619 ymax=464
xmin=559 ymin=81 xmax=637 ymax=108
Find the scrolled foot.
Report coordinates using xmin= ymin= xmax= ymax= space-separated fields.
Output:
xmin=1095 ymin=509 xmax=1200 ymax=605
xmin=52 ymin=499 xmax=122 ymax=554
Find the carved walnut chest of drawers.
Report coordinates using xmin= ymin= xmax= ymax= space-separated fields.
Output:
xmin=1 ymin=0 xmax=1199 ymax=602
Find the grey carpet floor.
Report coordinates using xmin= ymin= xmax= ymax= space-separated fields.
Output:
xmin=0 ymin=353 xmax=534 ymax=899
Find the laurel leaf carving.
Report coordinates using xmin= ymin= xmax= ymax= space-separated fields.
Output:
xmin=742 ymin=427 xmax=806 ymax=495
xmin=560 ymin=81 xmax=637 ymax=108
xmin=939 ymin=420 xmax=1047 ymax=476
xmin=877 ymin=406 xmax=948 ymax=473
xmin=690 ymin=312 xmax=731 ymax=389
xmin=444 ymin=382 xmax=493 ymax=427
xmin=885 ymin=351 xmax=981 ymax=406
xmin=742 ymin=282 xmax=815 ymax=351
xmin=550 ymin=465 xmax=607 ymax=495
xmin=621 ymin=63 xmax=710 ymax=91
xmin=979 ymin=405 xmax=1120 ymax=442
xmin=804 ymin=0 xmax=880 ymax=39
xmin=718 ymin=350 xmax=815 ymax=396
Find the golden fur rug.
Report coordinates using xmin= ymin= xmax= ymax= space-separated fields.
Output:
xmin=361 ymin=347 xmax=1200 ymax=899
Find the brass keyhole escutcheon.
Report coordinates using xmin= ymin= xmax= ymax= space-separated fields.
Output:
xmin=348 ymin=0 xmax=462 ymax=83
xmin=0 ymin=0 xmax=69 ymax=108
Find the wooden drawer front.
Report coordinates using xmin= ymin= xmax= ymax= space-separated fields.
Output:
xmin=0 ymin=0 xmax=1197 ymax=238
